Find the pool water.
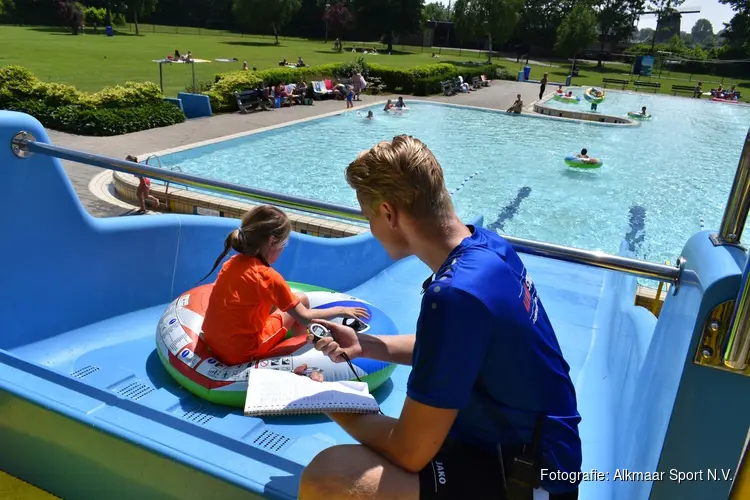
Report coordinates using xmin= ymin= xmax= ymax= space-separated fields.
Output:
xmin=158 ymin=99 xmax=750 ymax=269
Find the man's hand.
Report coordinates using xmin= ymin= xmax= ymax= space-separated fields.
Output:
xmin=292 ymin=363 xmax=325 ymax=382
xmin=308 ymin=319 xmax=362 ymax=363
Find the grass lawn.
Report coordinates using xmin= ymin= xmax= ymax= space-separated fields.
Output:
xmin=0 ymin=25 xmax=489 ymax=97
xmin=0 ymin=471 xmax=58 ymax=499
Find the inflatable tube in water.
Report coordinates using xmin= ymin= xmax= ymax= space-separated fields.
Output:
xmin=156 ymin=282 xmax=398 ymax=407
xmin=583 ymin=88 xmax=605 ymax=104
xmin=711 ymin=97 xmax=738 ymax=104
xmin=627 ymin=111 xmax=651 ymax=120
xmin=565 ymin=156 xmax=603 ymax=169
xmin=553 ymin=94 xmax=580 ymax=104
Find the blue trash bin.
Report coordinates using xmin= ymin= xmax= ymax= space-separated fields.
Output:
xmin=523 ymin=65 xmax=531 ymax=80
xmin=517 ymin=70 xmax=524 ymax=82
xmin=105 ymin=25 xmax=113 ymax=36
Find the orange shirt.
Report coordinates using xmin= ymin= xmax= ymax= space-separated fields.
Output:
xmin=202 ymin=254 xmax=300 ymax=364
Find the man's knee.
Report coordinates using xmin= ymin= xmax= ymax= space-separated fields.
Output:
xmin=299 ymin=446 xmax=352 ymax=498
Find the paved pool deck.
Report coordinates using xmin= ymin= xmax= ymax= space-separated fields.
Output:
xmin=47 ymin=81 xmax=545 ymax=217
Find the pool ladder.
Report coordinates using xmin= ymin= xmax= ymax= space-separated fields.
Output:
xmin=143 ymin=154 xmax=185 ymax=211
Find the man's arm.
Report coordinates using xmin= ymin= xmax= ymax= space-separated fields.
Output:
xmin=327 ymin=397 xmax=457 ymax=473
xmin=359 ymin=333 xmax=415 ymax=366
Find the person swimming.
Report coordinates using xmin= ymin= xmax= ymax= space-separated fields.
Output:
xmin=367 ymin=110 xmax=374 ymax=119
xmin=576 ymin=148 xmax=599 ymax=164
xmin=640 ymin=106 xmax=648 ymax=115
xmin=384 ymin=99 xmax=394 ymax=111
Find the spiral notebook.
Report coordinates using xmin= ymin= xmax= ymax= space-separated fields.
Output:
xmin=244 ymin=368 xmax=380 ymax=416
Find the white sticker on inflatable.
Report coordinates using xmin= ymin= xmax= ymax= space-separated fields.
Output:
xmin=178 ymin=348 xmax=202 ymax=368
xmin=196 ymin=358 xmax=253 ymax=381
xmin=161 ymin=320 xmax=190 ymax=355
xmin=158 ymin=303 xmax=177 ymax=332
xmin=250 ymin=356 xmax=294 ymax=372
xmin=176 ymin=307 xmax=205 ymax=337
xmin=177 ymin=294 xmax=190 ymax=308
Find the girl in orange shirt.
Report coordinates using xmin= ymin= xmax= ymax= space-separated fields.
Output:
xmin=200 ymin=205 xmax=369 ymax=365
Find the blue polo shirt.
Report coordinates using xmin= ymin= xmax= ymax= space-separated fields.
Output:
xmin=407 ymin=226 xmax=582 ymax=494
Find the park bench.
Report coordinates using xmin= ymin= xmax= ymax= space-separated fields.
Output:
xmin=234 ymin=90 xmax=271 ymax=113
xmin=602 ymin=78 xmax=629 ymax=89
xmin=671 ymin=84 xmax=697 ymax=96
xmin=441 ymin=80 xmax=456 ymax=96
xmin=634 ymin=80 xmax=661 ymax=93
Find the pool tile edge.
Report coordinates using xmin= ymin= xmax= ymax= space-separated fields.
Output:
xmin=109 ymin=171 xmax=368 ymax=238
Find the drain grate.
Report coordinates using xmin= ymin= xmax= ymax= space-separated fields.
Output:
xmin=253 ymin=429 xmax=291 ymax=452
xmin=117 ymin=382 xmax=155 ymax=401
xmin=70 ymin=365 xmax=100 ymax=379
xmin=181 ymin=404 xmax=215 ymax=426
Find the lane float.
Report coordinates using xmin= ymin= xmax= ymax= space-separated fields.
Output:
xmin=156 ymin=282 xmax=398 ymax=407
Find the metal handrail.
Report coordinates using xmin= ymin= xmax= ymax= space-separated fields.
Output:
xmin=11 ymin=133 xmax=684 ymax=285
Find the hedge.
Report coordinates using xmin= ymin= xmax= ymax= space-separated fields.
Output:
xmin=207 ymin=59 xmax=514 ymax=112
xmin=0 ymin=65 xmax=186 ymax=136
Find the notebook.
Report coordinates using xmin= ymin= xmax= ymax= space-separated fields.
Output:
xmin=244 ymin=368 xmax=380 ymax=416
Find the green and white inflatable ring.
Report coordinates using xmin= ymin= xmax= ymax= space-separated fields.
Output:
xmin=156 ymin=281 xmax=398 ymax=407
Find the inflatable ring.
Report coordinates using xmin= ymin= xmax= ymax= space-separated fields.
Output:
xmin=711 ymin=97 xmax=738 ymax=104
xmin=553 ymin=94 xmax=580 ymax=104
xmin=583 ymin=88 xmax=605 ymax=104
xmin=156 ymin=282 xmax=398 ymax=407
xmin=627 ymin=111 xmax=651 ymax=120
xmin=565 ymin=155 xmax=603 ymax=169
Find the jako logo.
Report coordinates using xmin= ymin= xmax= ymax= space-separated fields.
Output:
xmin=435 ymin=462 xmax=447 ymax=485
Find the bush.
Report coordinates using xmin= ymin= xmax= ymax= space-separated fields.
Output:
xmin=0 ymin=65 xmax=186 ymax=135
xmin=208 ymin=60 xmax=508 ymax=110
xmin=5 ymin=99 xmax=186 ymax=136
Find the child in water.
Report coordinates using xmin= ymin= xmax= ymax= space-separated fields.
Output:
xmin=383 ymin=99 xmax=394 ymax=111
xmin=367 ymin=110 xmax=374 ymax=119
xmin=200 ymin=205 xmax=369 ymax=365
xmin=640 ymin=106 xmax=648 ymax=115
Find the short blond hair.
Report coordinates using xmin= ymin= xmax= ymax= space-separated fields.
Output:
xmin=345 ymin=135 xmax=453 ymax=221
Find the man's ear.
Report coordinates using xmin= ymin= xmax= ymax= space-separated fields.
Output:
xmin=380 ymin=202 xmax=398 ymax=229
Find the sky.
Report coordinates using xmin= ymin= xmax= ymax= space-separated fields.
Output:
xmin=434 ymin=0 xmax=736 ymax=33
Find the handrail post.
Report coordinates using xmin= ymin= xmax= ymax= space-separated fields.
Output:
xmin=723 ymin=255 xmax=750 ymax=370
xmin=713 ymin=129 xmax=750 ymax=247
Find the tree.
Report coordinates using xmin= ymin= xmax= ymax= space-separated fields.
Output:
xmin=233 ymin=0 xmax=302 ymax=44
xmin=691 ymin=18 xmax=714 ymax=46
xmin=514 ymin=0 xmax=572 ymax=62
xmin=127 ymin=0 xmax=157 ymax=35
xmin=58 ymin=0 xmax=84 ymax=34
xmin=718 ymin=0 xmax=749 ymax=55
xmin=351 ymin=0 xmax=423 ymax=53
xmin=594 ymin=0 xmax=643 ymax=66
xmin=453 ymin=0 xmax=524 ymax=63
xmin=322 ymin=1 xmax=353 ymax=42
xmin=423 ymin=1 xmax=451 ymax=22
xmin=555 ymin=2 xmax=598 ymax=69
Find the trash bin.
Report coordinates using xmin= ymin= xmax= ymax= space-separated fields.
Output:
xmin=517 ymin=70 xmax=524 ymax=82
xmin=105 ymin=25 xmax=113 ymax=36
xmin=565 ymin=74 xmax=572 ymax=86
xmin=523 ymin=65 xmax=531 ymax=80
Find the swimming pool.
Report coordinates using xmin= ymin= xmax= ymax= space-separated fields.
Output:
xmin=156 ymin=99 xmax=750 ymax=269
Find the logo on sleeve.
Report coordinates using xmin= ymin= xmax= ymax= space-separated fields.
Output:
xmin=519 ymin=270 xmax=539 ymax=324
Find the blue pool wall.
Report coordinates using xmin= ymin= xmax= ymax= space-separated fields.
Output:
xmin=0 ymin=111 xmax=394 ymax=350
